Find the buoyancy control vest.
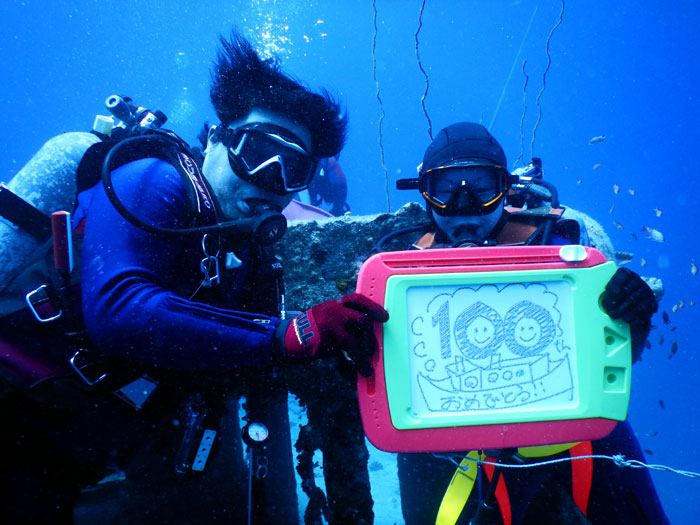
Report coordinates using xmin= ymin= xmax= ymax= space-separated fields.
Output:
xmin=413 ymin=205 xmax=586 ymax=249
xmin=0 ymin=127 xmax=220 ymax=392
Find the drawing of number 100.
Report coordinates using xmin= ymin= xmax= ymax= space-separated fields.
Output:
xmin=407 ymin=282 xmax=576 ymax=415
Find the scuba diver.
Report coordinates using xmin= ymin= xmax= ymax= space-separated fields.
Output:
xmin=306 ymin=156 xmax=350 ymax=216
xmin=0 ymin=30 xmax=388 ymax=523
xmin=393 ymin=122 xmax=668 ymax=524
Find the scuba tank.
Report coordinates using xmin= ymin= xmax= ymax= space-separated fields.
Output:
xmin=0 ymin=132 xmax=100 ymax=286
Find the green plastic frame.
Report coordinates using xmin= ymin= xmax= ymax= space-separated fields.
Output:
xmin=383 ymin=262 xmax=630 ymax=430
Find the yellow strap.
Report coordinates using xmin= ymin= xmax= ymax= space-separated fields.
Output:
xmin=517 ymin=442 xmax=579 ymax=458
xmin=435 ymin=450 xmax=483 ymax=525
xmin=435 ymin=443 xmax=580 ymax=525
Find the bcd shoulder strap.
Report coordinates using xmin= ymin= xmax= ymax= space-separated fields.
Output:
xmin=1 ymin=130 xmax=218 ymax=392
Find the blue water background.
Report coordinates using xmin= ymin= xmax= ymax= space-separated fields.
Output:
xmin=1 ymin=1 xmax=698 ymax=522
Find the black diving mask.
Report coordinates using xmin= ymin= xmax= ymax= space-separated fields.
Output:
xmin=219 ymin=122 xmax=318 ymax=195
xmin=421 ymin=163 xmax=508 ymax=217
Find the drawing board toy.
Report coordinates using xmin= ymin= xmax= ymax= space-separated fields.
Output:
xmin=356 ymin=245 xmax=631 ymax=453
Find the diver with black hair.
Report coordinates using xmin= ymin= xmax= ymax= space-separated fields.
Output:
xmin=0 ymin=29 xmax=387 ymax=523
xmin=394 ymin=122 xmax=667 ymax=524
xmin=307 ymin=156 xmax=350 ymax=216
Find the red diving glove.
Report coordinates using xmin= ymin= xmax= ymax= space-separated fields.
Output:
xmin=283 ymin=293 xmax=389 ymax=377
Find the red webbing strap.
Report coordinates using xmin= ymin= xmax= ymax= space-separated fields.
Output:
xmin=569 ymin=441 xmax=594 ymax=516
xmin=483 ymin=458 xmax=512 ymax=525
xmin=413 ymin=231 xmax=435 ymax=249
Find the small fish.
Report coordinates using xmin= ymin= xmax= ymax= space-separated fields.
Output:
xmin=628 ymin=188 xmax=636 ymax=196
xmin=658 ymin=335 xmax=665 ymax=344
xmin=653 ymin=207 xmax=663 ymax=217
xmin=671 ymin=341 xmax=678 ymax=354
xmin=615 ymin=251 xmax=633 ymax=262
xmin=609 ymin=204 xmax=615 ymax=214
xmin=593 ymin=163 xmax=602 ymax=170
xmin=613 ymin=221 xmax=624 ymax=230
xmin=650 ymin=431 xmax=659 ymax=437
xmin=576 ymin=179 xmax=582 ymax=185
xmin=662 ymin=312 xmax=670 ymax=324
xmin=630 ymin=232 xmax=638 ymax=241
xmin=641 ymin=258 xmax=647 ymax=267
xmin=589 ymin=135 xmax=606 ymax=145
xmin=670 ymin=326 xmax=677 ymax=331
xmin=658 ymin=400 xmax=665 ymax=409
xmin=679 ymin=299 xmax=685 ymax=309
xmin=644 ymin=340 xmax=652 ymax=349
xmin=672 ymin=304 xmax=678 ymax=313
xmin=691 ymin=300 xmax=696 ymax=306
xmin=613 ymin=184 xmax=620 ymax=194
xmin=643 ymin=449 xmax=654 ymax=456
xmin=667 ymin=353 xmax=673 ymax=360
xmin=692 ymin=260 xmax=698 ymax=276
xmin=642 ymin=226 xmax=664 ymax=242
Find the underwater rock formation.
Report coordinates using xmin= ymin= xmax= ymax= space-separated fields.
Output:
xmin=278 ymin=201 xmax=663 ymax=307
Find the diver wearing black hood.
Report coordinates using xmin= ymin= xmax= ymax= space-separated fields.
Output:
xmin=395 ymin=122 xmax=667 ymax=525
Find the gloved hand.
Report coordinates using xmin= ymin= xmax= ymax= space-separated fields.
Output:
xmin=282 ymin=293 xmax=389 ymax=377
xmin=601 ymin=267 xmax=658 ymax=360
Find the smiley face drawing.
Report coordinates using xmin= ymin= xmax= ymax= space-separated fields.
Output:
xmin=504 ymin=300 xmax=555 ymax=357
xmin=454 ymin=301 xmax=504 ymax=359
xmin=515 ymin=317 xmax=541 ymax=346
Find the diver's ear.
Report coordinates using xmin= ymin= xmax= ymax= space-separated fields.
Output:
xmin=206 ymin=124 xmax=222 ymax=149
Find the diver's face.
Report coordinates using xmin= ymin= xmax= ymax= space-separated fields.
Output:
xmin=202 ymin=109 xmax=312 ymax=220
xmin=432 ymin=200 xmax=504 ymax=245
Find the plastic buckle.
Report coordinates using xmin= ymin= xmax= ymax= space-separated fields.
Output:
xmin=70 ymin=348 xmax=107 ymax=386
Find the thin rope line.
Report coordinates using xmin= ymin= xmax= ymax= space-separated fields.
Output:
xmin=488 ymin=0 xmax=540 ymax=131
xmin=371 ymin=0 xmax=391 ymax=213
xmin=515 ymin=59 xmax=529 ymax=168
xmin=530 ymin=0 xmax=565 ymax=158
xmin=414 ymin=0 xmax=433 ymax=141
xmin=433 ymin=452 xmax=700 ymax=479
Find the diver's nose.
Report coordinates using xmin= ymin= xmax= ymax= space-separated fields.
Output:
xmin=455 ymin=187 xmax=472 ymax=208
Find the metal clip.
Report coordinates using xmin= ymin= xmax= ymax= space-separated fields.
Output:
xmin=200 ymin=256 xmax=220 ymax=287
xmin=255 ymin=454 xmax=269 ymax=479
xmin=69 ymin=348 xmax=107 ymax=386
xmin=199 ymin=234 xmax=220 ymax=287
xmin=25 ymin=285 xmax=62 ymax=323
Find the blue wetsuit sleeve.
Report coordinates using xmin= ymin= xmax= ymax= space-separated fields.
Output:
xmin=79 ymin=158 xmax=278 ymax=370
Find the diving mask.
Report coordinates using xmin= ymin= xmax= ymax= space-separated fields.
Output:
xmin=219 ymin=122 xmax=318 ymax=195
xmin=421 ymin=163 xmax=508 ymax=217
